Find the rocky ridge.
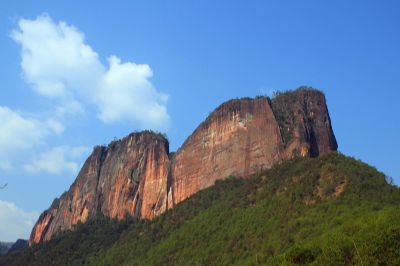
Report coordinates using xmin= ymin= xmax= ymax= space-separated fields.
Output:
xmin=29 ymin=87 xmax=337 ymax=245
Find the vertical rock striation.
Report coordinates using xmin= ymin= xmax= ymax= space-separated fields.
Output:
xmin=29 ymin=87 xmax=337 ymax=245
xmin=171 ymin=96 xmax=283 ymax=204
xmin=29 ymin=132 xmax=171 ymax=245
xmin=171 ymin=88 xmax=337 ymax=204
xmin=270 ymin=88 xmax=337 ymax=158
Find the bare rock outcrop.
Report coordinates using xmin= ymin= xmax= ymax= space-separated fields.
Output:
xmin=29 ymin=132 xmax=171 ymax=245
xmin=29 ymin=87 xmax=337 ymax=245
xmin=171 ymin=96 xmax=283 ymax=204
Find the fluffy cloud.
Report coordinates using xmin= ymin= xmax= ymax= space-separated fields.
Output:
xmin=24 ymin=146 xmax=89 ymax=175
xmin=0 ymin=200 xmax=38 ymax=242
xmin=10 ymin=15 xmax=103 ymax=99
xmin=0 ymin=106 xmax=82 ymax=173
xmin=11 ymin=14 xmax=169 ymax=129
xmin=0 ymin=106 xmax=48 ymax=169
xmin=98 ymin=56 xmax=169 ymax=126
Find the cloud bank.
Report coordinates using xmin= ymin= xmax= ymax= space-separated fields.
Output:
xmin=11 ymin=14 xmax=170 ymax=129
xmin=0 ymin=107 xmax=47 ymax=156
xmin=24 ymin=146 xmax=88 ymax=175
xmin=0 ymin=106 xmax=87 ymax=175
xmin=0 ymin=200 xmax=39 ymax=242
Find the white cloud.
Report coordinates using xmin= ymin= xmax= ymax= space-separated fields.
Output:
xmin=46 ymin=118 xmax=65 ymax=135
xmin=55 ymin=99 xmax=85 ymax=117
xmin=24 ymin=146 xmax=89 ymax=175
xmin=10 ymin=15 xmax=103 ymax=99
xmin=0 ymin=106 xmax=48 ymax=162
xmin=11 ymin=14 xmax=170 ymax=130
xmin=98 ymin=56 xmax=169 ymax=127
xmin=0 ymin=200 xmax=39 ymax=242
xmin=0 ymin=106 xmax=87 ymax=176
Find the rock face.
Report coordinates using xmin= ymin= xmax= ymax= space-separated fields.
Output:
xmin=29 ymin=88 xmax=337 ymax=245
xmin=171 ymin=97 xmax=283 ymax=204
xmin=171 ymin=88 xmax=337 ymax=204
xmin=270 ymin=89 xmax=337 ymax=158
xmin=29 ymin=132 xmax=171 ymax=245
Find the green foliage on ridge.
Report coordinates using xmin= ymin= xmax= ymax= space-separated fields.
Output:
xmin=2 ymin=152 xmax=400 ymax=265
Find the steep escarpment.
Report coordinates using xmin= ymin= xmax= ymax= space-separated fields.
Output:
xmin=271 ymin=87 xmax=337 ymax=157
xmin=29 ymin=132 xmax=171 ymax=245
xmin=171 ymin=96 xmax=283 ymax=204
xmin=171 ymin=88 xmax=337 ymax=204
xmin=29 ymin=87 xmax=337 ymax=245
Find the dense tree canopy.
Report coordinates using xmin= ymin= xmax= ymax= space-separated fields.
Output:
xmin=2 ymin=152 xmax=400 ymax=265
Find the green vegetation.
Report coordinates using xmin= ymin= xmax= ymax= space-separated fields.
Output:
xmin=2 ymin=152 xmax=400 ymax=265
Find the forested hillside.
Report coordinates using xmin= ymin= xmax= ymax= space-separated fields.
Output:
xmin=2 ymin=152 xmax=399 ymax=265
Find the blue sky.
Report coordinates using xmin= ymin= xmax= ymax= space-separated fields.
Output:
xmin=0 ymin=1 xmax=399 ymax=241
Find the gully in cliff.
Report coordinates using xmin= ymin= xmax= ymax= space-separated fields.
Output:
xmin=30 ymin=87 xmax=337 ymax=245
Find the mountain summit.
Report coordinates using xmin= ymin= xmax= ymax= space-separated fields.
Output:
xmin=29 ymin=87 xmax=337 ymax=245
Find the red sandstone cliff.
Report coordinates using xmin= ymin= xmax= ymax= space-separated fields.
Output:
xmin=29 ymin=88 xmax=337 ymax=245
xmin=171 ymin=97 xmax=283 ymax=204
xmin=29 ymin=132 xmax=171 ymax=245
xmin=270 ymin=88 xmax=337 ymax=158
xmin=171 ymin=88 xmax=337 ymax=204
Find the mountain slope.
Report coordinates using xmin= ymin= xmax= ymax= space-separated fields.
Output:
xmin=3 ymin=152 xmax=400 ymax=265
xmin=6 ymin=240 xmax=28 ymax=254
xmin=0 ymin=242 xmax=13 ymax=256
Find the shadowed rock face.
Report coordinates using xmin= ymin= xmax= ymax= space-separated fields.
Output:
xmin=29 ymin=88 xmax=337 ymax=245
xmin=270 ymin=89 xmax=337 ymax=158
